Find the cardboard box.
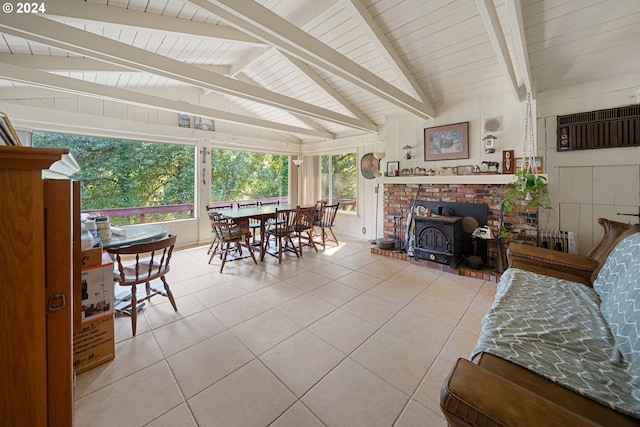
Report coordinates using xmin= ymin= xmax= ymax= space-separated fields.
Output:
xmin=80 ymin=252 xmax=114 ymax=322
xmin=73 ymin=315 xmax=115 ymax=375
xmin=80 ymin=246 xmax=103 ymax=268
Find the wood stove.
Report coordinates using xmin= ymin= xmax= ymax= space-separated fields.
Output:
xmin=408 ymin=201 xmax=488 ymax=268
xmin=413 ymin=215 xmax=463 ymax=267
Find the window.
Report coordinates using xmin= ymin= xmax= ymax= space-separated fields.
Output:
xmin=321 ymin=152 xmax=357 ymax=211
xmin=210 ymin=148 xmax=289 ymax=204
xmin=33 ymin=132 xmax=195 ymax=224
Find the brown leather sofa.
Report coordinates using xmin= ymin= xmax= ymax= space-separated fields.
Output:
xmin=440 ymin=218 xmax=640 ymax=427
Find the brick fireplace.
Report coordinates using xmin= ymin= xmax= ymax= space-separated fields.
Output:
xmin=376 ymin=182 xmax=538 ymax=278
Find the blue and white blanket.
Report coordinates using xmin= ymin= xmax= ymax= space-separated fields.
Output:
xmin=473 ymin=233 xmax=640 ymax=418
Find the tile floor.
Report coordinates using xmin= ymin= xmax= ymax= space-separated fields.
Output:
xmin=74 ymin=235 xmax=496 ymax=427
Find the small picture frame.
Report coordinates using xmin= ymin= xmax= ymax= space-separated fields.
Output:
xmin=387 ymin=161 xmax=399 ymax=176
xmin=515 ymin=156 xmax=544 ymax=174
xmin=457 ymin=165 xmax=474 ymax=175
xmin=178 ymin=113 xmax=191 ymax=128
xmin=194 ymin=116 xmax=215 ymax=131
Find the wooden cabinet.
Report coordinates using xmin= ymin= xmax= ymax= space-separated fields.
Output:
xmin=0 ymin=146 xmax=78 ymax=427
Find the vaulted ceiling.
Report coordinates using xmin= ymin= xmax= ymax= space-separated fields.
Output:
xmin=0 ymin=0 xmax=638 ymax=143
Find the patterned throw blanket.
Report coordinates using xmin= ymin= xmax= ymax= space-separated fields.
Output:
xmin=473 ymin=265 xmax=640 ymax=418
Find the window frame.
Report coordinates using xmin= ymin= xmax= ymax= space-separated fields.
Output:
xmin=320 ymin=150 xmax=358 ymax=213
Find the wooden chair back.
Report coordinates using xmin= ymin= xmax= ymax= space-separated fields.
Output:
xmin=109 ymin=234 xmax=177 ymax=286
xmin=237 ymin=202 xmax=258 ymax=208
xmin=316 ymin=203 xmax=339 ymax=227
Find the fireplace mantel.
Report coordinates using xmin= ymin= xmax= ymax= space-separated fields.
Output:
xmin=380 ymin=174 xmax=547 ymax=185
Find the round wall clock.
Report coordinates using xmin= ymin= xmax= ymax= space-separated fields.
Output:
xmin=360 ymin=153 xmax=380 ymax=179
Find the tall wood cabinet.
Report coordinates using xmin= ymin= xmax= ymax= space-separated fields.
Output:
xmin=0 ymin=146 xmax=79 ymax=426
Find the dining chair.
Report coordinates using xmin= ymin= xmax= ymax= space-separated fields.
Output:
xmin=206 ymin=205 xmax=232 ymax=256
xmin=260 ymin=200 xmax=280 ymax=206
xmin=263 ymin=208 xmax=299 ymax=263
xmin=237 ymin=202 xmax=261 ymax=244
xmin=108 ymin=234 xmax=178 ymax=336
xmin=210 ymin=219 xmax=257 ymax=272
xmin=313 ymin=203 xmax=340 ymax=249
xmin=293 ymin=206 xmax=318 ymax=256
xmin=237 ymin=202 xmax=258 ymax=208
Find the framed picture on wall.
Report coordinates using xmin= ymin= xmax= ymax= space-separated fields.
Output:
xmin=515 ymin=156 xmax=544 ymax=174
xmin=424 ymin=122 xmax=469 ymax=161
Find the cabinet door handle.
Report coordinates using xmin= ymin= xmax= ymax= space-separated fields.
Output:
xmin=48 ymin=293 xmax=66 ymax=311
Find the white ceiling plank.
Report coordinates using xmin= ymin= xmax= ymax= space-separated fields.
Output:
xmin=475 ymin=0 xmax=523 ymax=102
xmin=342 ymin=0 xmax=431 ymax=105
xmin=505 ymin=0 xmax=533 ymax=97
xmin=281 ymin=53 xmax=372 ymax=123
xmin=234 ymin=72 xmax=333 ymax=134
xmin=0 ymin=14 xmax=377 ymax=132
xmin=0 ymin=62 xmax=334 ymax=139
xmin=188 ymin=0 xmax=435 ymax=119
xmin=45 ymin=0 xmax=264 ymax=46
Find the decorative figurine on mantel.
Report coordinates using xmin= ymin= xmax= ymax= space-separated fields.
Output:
xmin=481 ymin=161 xmax=500 ymax=173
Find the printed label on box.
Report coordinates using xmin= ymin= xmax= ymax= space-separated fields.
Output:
xmin=73 ymin=315 xmax=115 ymax=375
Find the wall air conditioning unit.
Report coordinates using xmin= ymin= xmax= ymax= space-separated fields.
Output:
xmin=557 ymin=104 xmax=640 ymax=151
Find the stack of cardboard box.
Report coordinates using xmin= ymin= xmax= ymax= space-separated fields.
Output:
xmin=73 ymin=248 xmax=115 ymax=375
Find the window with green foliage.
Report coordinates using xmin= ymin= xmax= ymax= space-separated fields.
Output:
xmin=321 ymin=152 xmax=357 ymax=211
xmin=33 ymin=132 xmax=195 ymax=224
xmin=210 ymin=149 xmax=289 ymax=204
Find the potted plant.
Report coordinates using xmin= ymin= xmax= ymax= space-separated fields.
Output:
xmin=494 ymin=168 xmax=551 ymax=272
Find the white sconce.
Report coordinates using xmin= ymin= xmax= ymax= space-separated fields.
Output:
xmin=482 ymin=134 xmax=497 ymax=154
xmin=402 ymin=145 xmax=412 ymax=159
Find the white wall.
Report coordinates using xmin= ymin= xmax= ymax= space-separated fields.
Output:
xmin=537 ymin=76 xmax=640 ymax=254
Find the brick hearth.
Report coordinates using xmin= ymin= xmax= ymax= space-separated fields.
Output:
xmin=379 ymin=182 xmax=538 ymax=273
xmin=370 ymin=247 xmax=502 ymax=282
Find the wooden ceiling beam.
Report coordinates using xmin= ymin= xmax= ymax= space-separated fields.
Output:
xmin=188 ymin=0 xmax=435 ymax=119
xmin=0 ymin=53 xmax=230 ymax=75
xmin=45 ymin=1 xmax=263 ymax=46
xmin=505 ymin=0 xmax=534 ymax=98
xmin=0 ymin=14 xmax=376 ymax=132
xmin=0 ymin=62 xmax=335 ymax=139
xmin=475 ymin=0 xmax=524 ymax=102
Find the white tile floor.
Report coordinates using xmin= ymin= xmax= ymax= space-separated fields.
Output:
xmin=74 ymin=235 xmax=496 ymax=427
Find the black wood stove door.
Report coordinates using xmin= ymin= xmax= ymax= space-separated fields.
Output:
xmin=420 ymin=227 xmax=450 ymax=254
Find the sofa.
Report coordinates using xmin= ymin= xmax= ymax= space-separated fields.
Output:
xmin=440 ymin=218 xmax=640 ymax=427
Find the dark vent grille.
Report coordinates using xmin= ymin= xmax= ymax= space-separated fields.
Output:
xmin=557 ymin=105 xmax=640 ymax=151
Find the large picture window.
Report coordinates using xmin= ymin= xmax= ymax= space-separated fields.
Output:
xmin=210 ymin=148 xmax=289 ymax=204
xmin=33 ymin=132 xmax=195 ymax=224
xmin=321 ymin=152 xmax=357 ymax=211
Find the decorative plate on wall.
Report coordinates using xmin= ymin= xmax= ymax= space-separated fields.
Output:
xmin=360 ymin=153 xmax=380 ymax=179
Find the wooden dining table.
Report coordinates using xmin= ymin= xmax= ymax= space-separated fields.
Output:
xmin=211 ymin=203 xmax=307 ymax=261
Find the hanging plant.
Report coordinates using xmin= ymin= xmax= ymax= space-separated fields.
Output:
xmin=498 ymin=93 xmax=552 ymax=239
xmin=502 ymin=168 xmax=550 ymax=215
